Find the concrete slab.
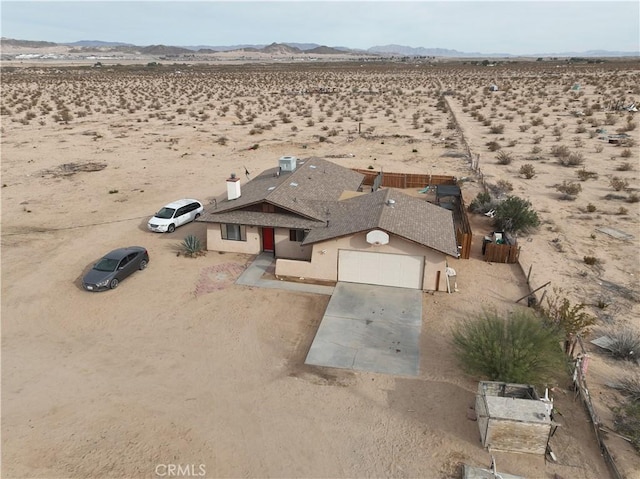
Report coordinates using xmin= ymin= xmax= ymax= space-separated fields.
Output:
xmin=305 ymin=282 xmax=422 ymax=376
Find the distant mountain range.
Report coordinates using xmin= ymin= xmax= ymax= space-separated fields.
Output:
xmin=2 ymin=38 xmax=638 ymax=57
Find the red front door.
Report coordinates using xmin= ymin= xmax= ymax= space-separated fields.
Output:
xmin=262 ymin=227 xmax=275 ymax=252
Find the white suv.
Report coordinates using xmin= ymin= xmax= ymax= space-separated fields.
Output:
xmin=148 ymin=199 xmax=204 ymax=233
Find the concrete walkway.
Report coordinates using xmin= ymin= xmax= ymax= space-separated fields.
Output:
xmin=235 ymin=252 xmax=335 ymax=295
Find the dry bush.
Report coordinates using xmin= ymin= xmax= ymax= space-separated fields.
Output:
xmin=519 ymin=164 xmax=536 ymax=179
xmin=556 ymin=180 xmax=582 ymax=199
xmin=576 ymin=168 xmax=598 ymax=181
xmin=610 ymin=177 xmax=630 ymax=191
xmin=486 ymin=140 xmax=501 ymax=152
xmin=489 ymin=124 xmax=505 ymax=134
xmin=496 ymin=150 xmax=513 ymax=165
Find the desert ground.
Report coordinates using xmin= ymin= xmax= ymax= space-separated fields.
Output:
xmin=1 ymin=57 xmax=639 ymax=478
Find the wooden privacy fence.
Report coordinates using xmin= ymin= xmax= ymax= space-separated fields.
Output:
xmin=454 ymin=195 xmax=472 ymax=260
xmin=484 ymin=242 xmax=520 ymax=263
xmin=351 ymin=169 xmax=472 ymax=259
xmin=352 ymin=169 xmax=456 ymax=189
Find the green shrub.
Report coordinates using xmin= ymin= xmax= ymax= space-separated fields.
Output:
xmin=181 ymin=234 xmax=205 ymax=258
xmin=494 ymin=196 xmax=540 ymax=234
xmin=452 ymin=309 xmax=565 ymax=385
xmin=469 ymin=191 xmax=495 ymax=214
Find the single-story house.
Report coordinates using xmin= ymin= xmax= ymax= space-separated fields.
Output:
xmin=197 ymin=156 xmax=460 ymax=291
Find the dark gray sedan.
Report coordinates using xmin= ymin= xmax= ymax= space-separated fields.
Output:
xmin=82 ymin=246 xmax=149 ymax=291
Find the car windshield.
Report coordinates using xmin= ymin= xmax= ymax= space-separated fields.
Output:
xmin=94 ymin=258 xmax=119 ymax=272
xmin=155 ymin=207 xmax=176 ymax=219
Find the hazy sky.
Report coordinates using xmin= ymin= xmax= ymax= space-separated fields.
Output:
xmin=2 ymin=1 xmax=639 ymax=55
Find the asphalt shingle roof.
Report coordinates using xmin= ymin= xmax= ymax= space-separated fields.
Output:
xmin=198 ymin=158 xmax=458 ymax=257
xmin=304 ymin=188 xmax=459 ymax=257
xmin=198 ymin=157 xmax=364 ymax=223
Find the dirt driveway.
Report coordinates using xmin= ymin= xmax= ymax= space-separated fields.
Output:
xmin=1 ymin=208 xmax=610 ymax=479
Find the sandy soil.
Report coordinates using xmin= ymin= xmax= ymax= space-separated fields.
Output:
xmin=1 ymin=60 xmax=638 ymax=478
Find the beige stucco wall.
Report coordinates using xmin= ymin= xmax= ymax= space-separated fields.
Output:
xmin=274 ymin=228 xmax=313 ymax=260
xmin=276 ymin=231 xmax=450 ymax=291
xmin=206 ymin=224 xmax=261 ymax=254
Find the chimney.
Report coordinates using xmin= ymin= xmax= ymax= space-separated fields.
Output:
xmin=227 ymin=173 xmax=241 ymax=200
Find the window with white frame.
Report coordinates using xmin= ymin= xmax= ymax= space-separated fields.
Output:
xmin=221 ymin=224 xmax=246 ymax=241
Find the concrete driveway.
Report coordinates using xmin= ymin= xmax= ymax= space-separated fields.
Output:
xmin=305 ymin=282 xmax=422 ymax=376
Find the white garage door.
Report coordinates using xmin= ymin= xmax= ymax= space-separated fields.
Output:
xmin=338 ymin=250 xmax=424 ymax=289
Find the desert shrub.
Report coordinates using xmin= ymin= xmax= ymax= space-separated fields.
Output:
xmin=486 ymin=140 xmax=501 ymax=152
xmin=610 ymin=177 xmax=630 ymax=191
xmin=617 ymin=161 xmax=633 ymax=171
xmin=494 ymin=179 xmax=513 ymax=195
xmin=618 ymin=206 xmax=629 ymax=215
xmin=558 ymin=152 xmax=585 ymax=167
xmin=216 ymin=136 xmax=228 ymax=146
xmin=627 ymin=193 xmax=640 ymax=203
xmin=556 ymin=181 xmax=582 ymax=199
xmin=469 ymin=191 xmax=497 ymax=214
xmin=606 ymin=329 xmax=640 ymax=361
xmin=489 ymin=124 xmax=505 ymax=134
xmin=496 ymin=150 xmax=513 ymax=165
xmin=620 ymin=149 xmax=633 ymax=158
xmin=614 ymin=398 xmax=640 ymax=453
xmin=576 ymin=168 xmax=598 ymax=181
xmin=530 ymin=145 xmax=542 ymax=154
xmin=538 ymin=288 xmax=596 ymax=343
xmin=586 ymin=203 xmax=597 ymax=212
xmin=452 ymin=309 xmax=565 ymax=385
xmin=519 ymin=164 xmax=536 ymax=179
xmin=594 ymin=144 xmax=604 ymax=153
xmin=494 ymin=196 xmax=540 ymax=234
xmin=613 ymin=373 xmax=640 ymax=402
xmin=181 ymin=234 xmax=205 ymax=258
xmin=550 ymin=144 xmax=570 ymax=159
xmin=583 ymin=256 xmax=599 ymax=265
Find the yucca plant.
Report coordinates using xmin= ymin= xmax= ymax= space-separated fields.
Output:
xmin=452 ymin=309 xmax=566 ymax=385
xmin=181 ymin=234 xmax=205 ymax=258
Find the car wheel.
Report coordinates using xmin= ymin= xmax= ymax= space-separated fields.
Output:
xmin=167 ymin=224 xmax=176 ymax=233
xmin=109 ymin=278 xmax=119 ymax=289
xmin=195 ymin=213 xmax=200 ymax=219
xmin=139 ymin=259 xmax=148 ymax=270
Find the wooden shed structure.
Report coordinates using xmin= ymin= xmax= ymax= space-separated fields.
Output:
xmin=475 ymin=381 xmax=556 ymax=455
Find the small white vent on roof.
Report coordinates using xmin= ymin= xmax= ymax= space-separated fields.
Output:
xmin=290 ymin=182 xmax=298 ymax=187
xmin=267 ymin=186 xmax=276 ymax=191
xmin=310 ymin=165 xmax=317 ymax=169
